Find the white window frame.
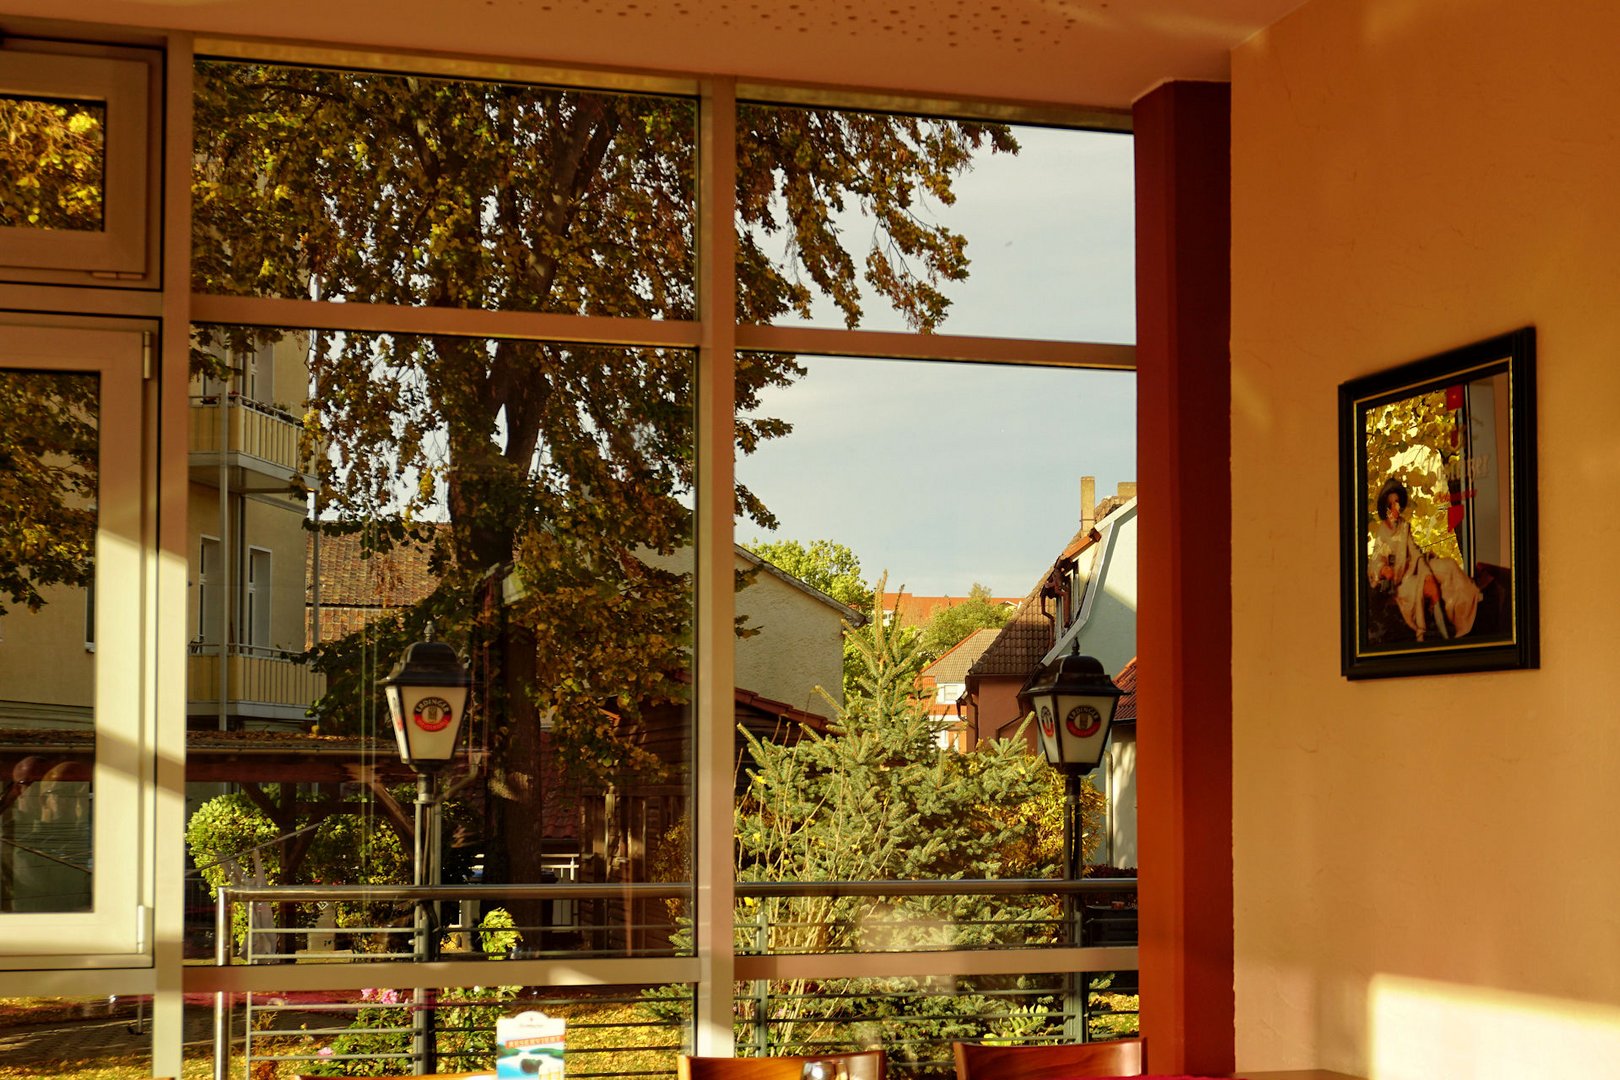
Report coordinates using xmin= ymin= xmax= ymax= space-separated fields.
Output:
xmin=0 ymin=316 xmax=152 ymax=970
xmin=244 ymin=545 xmax=271 ymax=648
xmin=197 ymin=534 xmax=222 ymax=646
xmin=0 ymin=45 xmax=154 ymax=279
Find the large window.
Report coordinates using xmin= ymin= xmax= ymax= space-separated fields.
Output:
xmin=0 ymin=37 xmax=1136 ymax=1079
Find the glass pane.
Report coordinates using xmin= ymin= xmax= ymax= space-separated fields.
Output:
xmin=0 ymin=97 xmax=106 ymax=232
xmin=734 ymin=973 xmax=1137 ymax=1075
xmin=185 ymin=324 xmax=694 ymax=959
xmin=192 ymin=63 xmax=696 ymax=316
xmin=0 ymin=368 xmax=98 ymax=914
xmin=195 ymin=983 xmax=688 ymax=1079
xmin=732 ymin=353 xmax=1136 ymax=957
xmin=738 ymin=106 xmax=1133 ymax=341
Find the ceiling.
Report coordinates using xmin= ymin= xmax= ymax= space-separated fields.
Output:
xmin=8 ymin=0 xmax=1308 ymax=112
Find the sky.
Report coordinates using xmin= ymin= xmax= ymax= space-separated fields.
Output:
xmin=734 ymin=123 xmax=1137 ymax=597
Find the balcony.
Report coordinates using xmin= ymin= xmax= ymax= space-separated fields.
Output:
xmin=187 ymin=644 xmax=326 ymax=726
xmin=188 ymin=393 xmax=317 ymax=495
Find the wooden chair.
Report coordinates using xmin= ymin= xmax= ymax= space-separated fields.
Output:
xmin=679 ymin=1050 xmax=887 ymax=1080
xmin=952 ymin=1039 xmax=1145 ymax=1080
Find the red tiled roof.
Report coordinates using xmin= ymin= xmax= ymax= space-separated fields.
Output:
xmin=1113 ymin=656 xmax=1138 ymax=722
xmin=307 ymin=527 xmax=445 ymax=608
xmin=965 ymin=523 xmax=1095 ymax=680
xmin=964 ymin=582 xmax=1052 ymax=678
xmin=305 ymin=528 xmax=448 ymax=645
xmin=963 ymin=496 xmax=1135 ymax=685
xmin=879 ymin=592 xmax=1019 ymax=626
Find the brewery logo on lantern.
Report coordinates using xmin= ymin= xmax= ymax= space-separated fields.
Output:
xmin=1038 ymin=705 xmax=1056 ymax=741
xmin=1065 ymin=704 xmax=1102 ymax=739
xmin=413 ymin=696 xmax=454 ymax=732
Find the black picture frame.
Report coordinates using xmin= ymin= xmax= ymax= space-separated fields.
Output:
xmin=1339 ymin=328 xmax=1538 ymax=679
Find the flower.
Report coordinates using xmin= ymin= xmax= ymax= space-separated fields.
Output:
xmin=317 ymin=1047 xmax=334 ymax=1058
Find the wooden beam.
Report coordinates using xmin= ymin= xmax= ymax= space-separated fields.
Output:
xmin=1134 ymin=80 xmax=1234 ymax=1077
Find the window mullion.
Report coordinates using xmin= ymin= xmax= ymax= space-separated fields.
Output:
xmin=693 ymin=74 xmax=739 ymax=1058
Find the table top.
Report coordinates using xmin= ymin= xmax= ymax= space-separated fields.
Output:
xmin=1238 ymin=1072 xmax=1368 ymax=1080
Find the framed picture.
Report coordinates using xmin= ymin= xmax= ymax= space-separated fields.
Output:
xmin=1339 ymin=328 xmax=1538 ymax=678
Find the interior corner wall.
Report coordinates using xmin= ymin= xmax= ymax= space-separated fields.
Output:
xmin=1231 ymin=1 xmax=1620 ymax=1075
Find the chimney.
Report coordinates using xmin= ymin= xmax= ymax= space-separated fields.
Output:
xmin=1080 ymin=476 xmax=1096 ymax=534
xmin=1117 ymin=481 xmax=1138 ymax=502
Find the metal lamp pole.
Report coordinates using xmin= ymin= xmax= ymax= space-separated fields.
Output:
xmin=379 ymin=627 xmax=470 ymax=1077
xmin=412 ymin=769 xmax=443 ymax=1074
xmin=1017 ymin=645 xmax=1123 ymax=1046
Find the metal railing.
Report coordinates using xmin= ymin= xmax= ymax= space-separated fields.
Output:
xmin=202 ymin=879 xmax=1136 ymax=1080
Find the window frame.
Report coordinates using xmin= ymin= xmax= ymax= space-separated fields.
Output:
xmin=0 ymin=315 xmax=153 ymax=970
xmin=0 ymin=44 xmax=156 ymax=281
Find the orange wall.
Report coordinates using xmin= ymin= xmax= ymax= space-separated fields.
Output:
xmin=1231 ymin=0 xmax=1620 ymax=1074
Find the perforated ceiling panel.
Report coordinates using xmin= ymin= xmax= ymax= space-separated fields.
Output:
xmin=6 ymin=0 xmax=1308 ymax=108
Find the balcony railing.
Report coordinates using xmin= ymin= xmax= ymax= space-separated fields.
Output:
xmin=187 ymin=644 xmax=326 ymax=714
xmin=189 ymin=393 xmax=312 ymax=480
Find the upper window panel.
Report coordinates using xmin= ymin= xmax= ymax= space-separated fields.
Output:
xmin=0 ymin=48 xmax=153 ymax=280
xmin=737 ymin=106 xmax=1134 ymax=342
xmin=192 ymin=62 xmax=696 ymax=316
xmin=0 ymin=97 xmax=105 ymax=232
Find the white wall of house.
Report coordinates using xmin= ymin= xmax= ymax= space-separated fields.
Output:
xmin=734 ymin=551 xmax=850 ymax=717
xmin=1046 ymin=498 xmax=1138 ymax=869
xmin=1047 ymin=498 xmax=1137 ymax=677
xmin=1232 ymin=1 xmax=1620 ymax=1074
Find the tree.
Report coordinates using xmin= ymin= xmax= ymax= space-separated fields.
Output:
xmin=917 ymin=582 xmax=1013 ymax=663
xmin=0 ymin=98 xmax=105 ymax=231
xmin=188 ymin=64 xmax=1018 ymax=894
xmin=745 ymin=538 xmax=874 ymax=612
xmin=0 ymin=371 xmax=97 ymax=617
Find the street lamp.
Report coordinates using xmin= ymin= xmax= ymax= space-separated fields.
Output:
xmin=380 ymin=627 xmax=471 ymax=773
xmin=379 ymin=625 xmax=470 ymax=1075
xmin=1016 ymin=642 xmax=1124 ymax=1044
xmin=1018 ymin=644 xmax=1124 ymax=791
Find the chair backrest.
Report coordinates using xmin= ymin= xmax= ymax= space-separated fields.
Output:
xmin=679 ymin=1050 xmax=886 ymax=1080
xmin=952 ymin=1039 xmax=1145 ymax=1080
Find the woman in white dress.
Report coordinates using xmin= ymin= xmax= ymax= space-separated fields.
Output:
xmin=1368 ymin=477 xmax=1481 ymax=642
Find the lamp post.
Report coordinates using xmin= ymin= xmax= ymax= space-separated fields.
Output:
xmin=379 ymin=625 xmax=470 ymax=1075
xmin=1017 ymin=643 xmax=1123 ymax=1042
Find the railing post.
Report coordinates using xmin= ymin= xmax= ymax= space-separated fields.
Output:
xmin=752 ymin=904 xmax=770 ymax=1056
xmin=1063 ymin=772 xmax=1085 ymax=1043
xmin=214 ymin=887 xmax=231 ymax=1080
xmin=413 ymin=772 xmax=440 ymax=1074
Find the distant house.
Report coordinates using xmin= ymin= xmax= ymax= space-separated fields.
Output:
xmin=962 ymin=477 xmax=1138 ymax=868
xmin=917 ymin=627 xmax=1000 ymax=751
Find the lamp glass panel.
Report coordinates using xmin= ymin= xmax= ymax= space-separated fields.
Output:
xmin=398 ymin=683 xmax=468 ymax=762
